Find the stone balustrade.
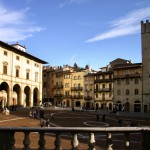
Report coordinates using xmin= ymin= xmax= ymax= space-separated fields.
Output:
xmin=0 ymin=127 xmax=149 ymax=150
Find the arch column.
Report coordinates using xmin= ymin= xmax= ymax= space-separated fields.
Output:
xmin=30 ymin=92 xmax=33 ymax=107
xmin=7 ymin=88 xmax=12 ymax=107
xmin=21 ymin=90 xmax=25 ymax=107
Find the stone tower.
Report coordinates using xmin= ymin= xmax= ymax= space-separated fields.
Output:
xmin=141 ymin=20 xmax=150 ymax=112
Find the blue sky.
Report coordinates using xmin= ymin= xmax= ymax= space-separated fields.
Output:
xmin=0 ymin=0 xmax=150 ymax=70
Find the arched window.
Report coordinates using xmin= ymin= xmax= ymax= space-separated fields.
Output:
xmin=126 ymin=89 xmax=130 ymax=95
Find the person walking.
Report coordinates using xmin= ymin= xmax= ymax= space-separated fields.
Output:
xmin=51 ymin=113 xmax=54 ymax=120
xmin=40 ymin=119 xmax=44 ymax=127
xmin=96 ymin=114 xmax=99 ymax=121
xmin=46 ymin=119 xmax=50 ymax=127
xmin=102 ymin=114 xmax=106 ymax=122
xmin=29 ymin=110 xmax=32 ymax=118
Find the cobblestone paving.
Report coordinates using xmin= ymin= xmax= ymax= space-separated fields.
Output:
xmin=0 ymin=108 xmax=149 ymax=150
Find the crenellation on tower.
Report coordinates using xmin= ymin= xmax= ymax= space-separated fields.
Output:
xmin=141 ymin=20 xmax=150 ymax=33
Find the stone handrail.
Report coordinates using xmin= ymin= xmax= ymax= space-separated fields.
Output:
xmin=0 ymin=127 xmax=149 ymax=150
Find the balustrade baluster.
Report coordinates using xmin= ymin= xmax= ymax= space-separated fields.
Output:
xmin=71 ymin=133 xmax=79 ymax=150
xmin=88 ymin=132 xmax=95 ymax=150
xmin=9 ymin=131 xmax=15 ymax=150
xmin=23 ymin=131 xmax=31 ymax=150
xmin=38 ymin=132 xmax=46 ymax=150
xmin=142 ymin=131 xmax=150 ymax=150
xmin=106 ymin=132 xmax=113 ymax=150
xmin=54 ymin=132 xmax=62 ymax=150
xmin=124 ymin=132 xmax=130 ymax=150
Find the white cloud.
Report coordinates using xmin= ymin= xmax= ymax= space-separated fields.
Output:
xmin=69 ymin=54 xmax=77 ymax=65
xmin=86 ymin=7 xmax=150 ymax=43
xmin=0 ymin=4 xmax=44 ymax=42
xmin=58 ymin=0 xmax=88 ymax=8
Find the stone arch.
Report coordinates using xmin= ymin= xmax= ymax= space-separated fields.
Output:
xmin=125 ymin=102 xmax=130 ymax=112
xmin=0 ymin=82 xmax=9 ymax=108
xmin=96 ymin=103 xmax=99 ymax=110
xmin=33 ymin=87 xmax=39 ymax=106
xmin=13 ymin=84 xmax=21 ymax=106
xmin=108 ymin=103 xmax=113 ymax=110
xmin=76 ymin=101 xmax=80 ymax=107
xmin=24 ymin=86 xmax=31 ymax=107
xmin=116 ymin=101 xmax=122 ymax=111
xmin=134 ymin=100 xmax=141 ymax=112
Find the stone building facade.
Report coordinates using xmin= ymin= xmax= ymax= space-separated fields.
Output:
xmin=0 ymin=41 xmax=47 ymax=108
xmin=113 ymin=63 xmax=142 ymax=112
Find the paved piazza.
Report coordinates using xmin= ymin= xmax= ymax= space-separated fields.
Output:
xmin=0 ymin=107 xmax=149 ymax=149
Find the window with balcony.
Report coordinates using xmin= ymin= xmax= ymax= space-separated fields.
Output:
xmin=109 ymin=83 xmax=112 ymax=89
xmin=96 ymin=93 xmax=98 ymax=98
xmin=64 ymin=75 xmax=70 ymax=79
xmin=65 ymin=83 xmax=69 ymax=88
xmin=134 ymin=69 xmax=138 ymax=74
xmin=109 ymin=74 xmax=112 ymax=79
xmin=102 ymin=84 xmax=105 ymax=88
xmin=102 ymin=93 xmax=105 ymax=100
xmin=126 ymin=69 xmax=130 ymax=75
xmin=102 ymin=75 xmax=105 ymax=79
xmin=74 ymin=76 xmax=77 ymax=80
xmin=95 ymin=76 xmax=99 ymax=80
xmin=78 ymin=76 xmax=81 ymax=80
xmin=117 ymin=70 xmax=121 ymax=75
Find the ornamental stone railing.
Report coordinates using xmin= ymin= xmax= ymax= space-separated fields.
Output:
xmin=0 ymin=127 xmax=149 ymax=150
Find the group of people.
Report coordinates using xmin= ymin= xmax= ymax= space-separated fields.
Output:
xmin=29 ymin=109 xmax=39 ymax=118
xmin=40 ymin=118 xmax=50 ymax=127
xmin=29 ymin=109 xmax=54 ymax=127
xmin=40 ymin=113 xmax=54 ymax=127
xmin=96 ymin=114 xmax=106 ymax=122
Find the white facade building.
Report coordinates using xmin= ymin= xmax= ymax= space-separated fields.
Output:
xmin=0 ymin=41 xmax=47 ymax=109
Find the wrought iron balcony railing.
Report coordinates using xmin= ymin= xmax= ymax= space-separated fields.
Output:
xmin=113 ymin=73 xmax=141 ymax=79
xmin=54 ymin=85 xmax=63 ymax=89
xmin=71 ymin=95 xmax=83 ymax=99
xmin=0 ymin=127 xmax=149 ymax=150
xmin=84 ymin=96 xmax=93 ymax=100
xmin=94 ymin=78 xmax=113 ymax=83
xmin=94 ymin=88 xmax=112 ymax=92
xmin=71 ymin=87 xmax=83 ymax=91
